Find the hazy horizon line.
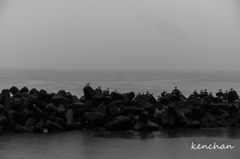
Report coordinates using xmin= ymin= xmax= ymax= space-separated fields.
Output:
xmin=1 ymin=67 xmax=240 ymax=72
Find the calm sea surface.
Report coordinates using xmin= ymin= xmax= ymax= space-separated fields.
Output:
xmin=1 ymin=68 xmax=240 ymax=159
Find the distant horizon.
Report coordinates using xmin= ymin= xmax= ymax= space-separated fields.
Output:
xmin=1 ymin=67 xmax=240 ymax=72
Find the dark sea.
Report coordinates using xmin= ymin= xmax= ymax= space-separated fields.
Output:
xmin=1 ymin=68 xmax=240 ymax=159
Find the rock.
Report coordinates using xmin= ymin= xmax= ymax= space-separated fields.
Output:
xmin=1 ymin=89 xmax=12 ymax=111
xmin=66 ymin=109 xmax=74 ymax=129
xmin=167 ymin=94 xmax=178 ymax=102
xmin=168 ymin=103 xmax=179 ymax=115
xmin=228 ymin=103 xmax=239 ymax=115
xmin=51 ymin=96 xmax=71 ymax=106
xmin=22 ymin=92 xmax=30 ymax=98
xmin=15 ymin=125 xmax=32 ymax=133
xmin=124 ymin=106 xmax=144 ymax=116
xmin=83 ymin=86 xmax=95 ymax=100
xmin=93 ymin=93 xmax=105 ymax=103
xmin=212 ymin=97 xmax=223 ymax=103
xmin=162 ymin=114 xmax=174 ymax=128
xmin=135 ymin=97 xmax=155 ymax=111
xmin=146 ymin=95 xmax=157 ymax=106
xmin=11 ymin=98 xmax=22 ymax=109
xmin=209 ymin=103 xmax=229 ymax=110
xmin=98 ymin=127 xmax=106 ymax=131
xmin=188 ymin=120 xmax=201 ymax=128
xmin=34 ymin=123 xmax=44 ymax=132
xmin=104 ymin=96 xmax=113 ymax=105
xmin=105 ymin=116 xmax=132 ymax=130
xmin=179 ymin=107 xmax=192 ymax=118
xmin=71 ymin=95 xmax=80 ymax=103
xmin=216 ymin=116 xmax=229 ymax=127
xmin=79 ymin=96 xmax=86 ymax=103
xmin=177 ymin=101 xmax=188 ymax=108
xmin=112 ymin=100 xmax=123 ymax=107
xmin=216 ymin=91 xmax=224 ymax=98
xmin=34 ymin=98 xmax=49 ymax=111
xmin=225 ymin=117 xmax=239 ymax=126
xmin=0 ymin=115 xmax=8 ymax=127
xmin=138 ymin=111 xmax=149 ymax=124
xmin=200 ymin=113 xmax=217 ymax=128
xmin=133 ymin=121 xmax=146 ymax=131
xmin=232 ymin=110 xmax=240 ymax=120
xmin=213 ymin=108 xmax=227 ymax=116
xmin=169 ymin=113 xmax=177 ymax=122
xmin=31 ymin=104 xmax=44 ymax=118
xmin=56 ymin=90 xmax=66 ymax=97
xmin=119 ymin=105 xmax=126 ymax=114
xmin=192 ymin=106 xmax=206 ymax=120
xmin=38 ymin=89 xmax=48 ymax=100
xmin=144 ymin=120 xmax=159 ymax=131
xmin=24 ymin=118 xmax=35 ymax=130
xmin=129 ymin=99 xmax=138 ymax=106
xmin=176 ymin=113 xmax=189 ymax=127
xmin=220 ymin=112 xmax=230 ymax=119
xmin=159 ymin=97 xmax=171 ymax=106
xmin=188 ymin=95 xmax=199 ymax=101
xmin=17 ymin=95 xmax=36 ymax=114
xmin=122 ymin=91 xmax=135 ymax=101
xmin=228 ymin=90 xmax=238 ymax=103
xmin=0 ymin=104 xmax=11 ymax=119
xmin=56 ymin=104 xmax=67 ymax=116
xmin=201 ymin=95 xmax=213 ymax=106
xmin=48 ymin=113 xmax=57 ymax=122
xmin=155 ymin=100 xmax=164 ymax=110
xmin=198 ymin=92 xmax=208 ymax=98
xmin=9 ymin=86 xmax=19 ymax=95
xmin=111 ymin=92 xmax=129 ymax=105
xmin=83 ymin=112 xmax=101 ymax=122
xmin=54 ymin=117 xmax=65 ymax=127
xmin=21 ymin=109 xmax=35 ymax=119
xmin=45 ymin=120 xmax=64 ymax=131
xmin=12 ymin=92 xmax=22 ymax=98
xmin=9 ymin=110 xmax=19 ymax=123
xmin=96 ymin=104 xmax=106 ymax=117
xmin=29 ymin=88 xmax=39 ymax=96
xmin=107 ymin=103 xmax=119 ymax=117
xmin=45 ymin=103 xmax=57 ymax=113
xmin=64 ymin=92 xmax=72 ymax=99
xmin=20 ymin=86 xmax=29 ymax=94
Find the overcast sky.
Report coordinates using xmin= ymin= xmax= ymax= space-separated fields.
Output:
xmin=0 ymin=0 xmax=239 ymax=70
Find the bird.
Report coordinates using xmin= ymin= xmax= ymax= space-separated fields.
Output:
xmin=86 ymin=82 xmax=90 ymax=86
xmin=146 ymin=91 xmax=149 ymax=95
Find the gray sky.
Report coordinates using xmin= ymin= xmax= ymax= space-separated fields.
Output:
xmin=0 ymin=0 xmax=240 ymax=70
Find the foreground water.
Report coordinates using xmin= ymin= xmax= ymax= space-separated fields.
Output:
xmin=0 ymin=128 xmax=240 ymax=159
xmin=1 ymin=68 xmax=240 ymax=159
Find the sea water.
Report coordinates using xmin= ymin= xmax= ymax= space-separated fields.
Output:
xmin=0 ymin=68 xmax=240 ymax=159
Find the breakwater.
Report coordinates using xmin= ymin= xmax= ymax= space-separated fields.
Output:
xmin=0 ymin=85 xmax=240 ymax=134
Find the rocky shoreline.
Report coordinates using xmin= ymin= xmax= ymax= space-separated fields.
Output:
xmin=0 ymin=85 xmax=240 ymax=134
